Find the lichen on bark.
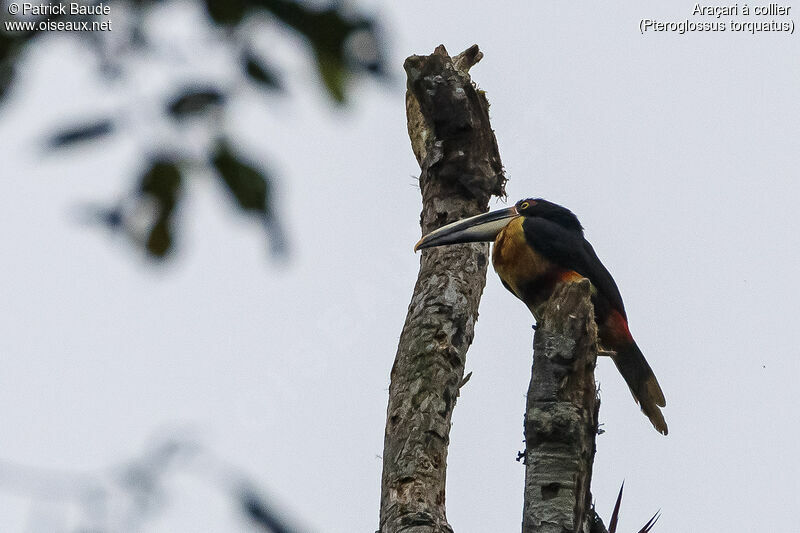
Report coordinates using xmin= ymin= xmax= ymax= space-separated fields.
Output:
xmin=522 ymin=279 xmax=606 ymax=533
xmin=378 ymin=44 xmax=504 ymax=533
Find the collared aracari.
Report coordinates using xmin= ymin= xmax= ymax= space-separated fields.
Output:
xmin=415 ymin=198 xmax=667 ymax=435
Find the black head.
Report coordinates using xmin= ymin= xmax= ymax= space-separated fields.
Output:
xmin=414 ymin=197 xmax=584 ymax=252
xmin=515 ymin=198 xmax=583 ymax=233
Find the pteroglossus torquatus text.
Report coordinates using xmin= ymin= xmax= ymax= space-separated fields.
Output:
xmin=415 ymin=198 xmax=667 ymax=434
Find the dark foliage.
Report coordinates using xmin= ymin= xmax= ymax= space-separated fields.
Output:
xmin=138 ymin=161 xmax=183 ymax=257
xmin=1 ymin=0 xmax=387 ymax=259
xmin=244 ymin=52 xmax=282 ymax=90
xmin=48 ymin=119 xmax=115 ymax=147
xmin=167 ymin=88 xmax=227 ymax=118
xmin=213 ymin=142 xmax=270 ymax=214
xmin=240 ymin=485 xmax=299 ymax=533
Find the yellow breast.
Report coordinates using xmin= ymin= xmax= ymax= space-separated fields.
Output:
xmin=492 ymin=217 xmax=552 ymax=301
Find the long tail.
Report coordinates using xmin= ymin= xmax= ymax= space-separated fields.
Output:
xmin=610 ymin=341 xmax=668 ymax=435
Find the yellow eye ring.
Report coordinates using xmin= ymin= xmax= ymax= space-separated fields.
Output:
xmin=520 ymin=202 xmax=530 ymax=210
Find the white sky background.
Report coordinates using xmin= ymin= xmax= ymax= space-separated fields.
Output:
xmin=1 ymin=1 xmax=799 ymax=531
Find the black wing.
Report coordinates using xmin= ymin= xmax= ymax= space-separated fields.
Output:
xmin=522 ymin=217 xmax=627 ymax=319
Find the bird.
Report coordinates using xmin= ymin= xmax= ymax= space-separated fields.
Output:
xmin=414 ymin=198 xmax=667 ymax=434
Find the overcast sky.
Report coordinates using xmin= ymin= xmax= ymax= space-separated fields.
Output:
xmin=1 ymin=1 xmax=798 ymax=531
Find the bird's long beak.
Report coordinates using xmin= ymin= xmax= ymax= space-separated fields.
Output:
xmin=414 ymin=206 xmax=519 ymax=252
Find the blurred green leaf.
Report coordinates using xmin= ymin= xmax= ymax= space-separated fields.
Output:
xmin=167 ymin=88 xmax=226 ymax=117
xmin=313 ymin=49 xmax=346 ymax=103
xmin=2 ymin=23 xmax=36 ymax=98
xmin=139 ymin=161 xmax=182 ymax=257
xmin=212 ymin=142 xmax=269 ymax=214
xmin=258 ymin=0 xmax=385 ymax=103
xmin=0 ymin=33 xmax=15 ymax=101
xmin=0 ymin=63 xmax=12 ymax=101
xmin=48 ymin=119 xmax=114 ymax=148
xmin=204 ymin=0 xmax=248 ymax=25
xmin=244 ymin=52 xmax=281 ymax=90
xmin=239 ymin=486 xmax=295 ymax=533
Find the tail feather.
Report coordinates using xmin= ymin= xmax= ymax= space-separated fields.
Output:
xmin=610 ymin=342 xmax=668 ymax=435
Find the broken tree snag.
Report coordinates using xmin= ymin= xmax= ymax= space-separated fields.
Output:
xmin=379 ymin=44 xmax=505 ymax=533
xmin=522 ymin=279 xmax=604 ymax=533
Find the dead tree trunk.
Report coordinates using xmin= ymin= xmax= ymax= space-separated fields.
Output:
xmin=378 ymin=44 xmax=505 ymax=533
xmin=522 ymin=279 xmax=607 ymax=533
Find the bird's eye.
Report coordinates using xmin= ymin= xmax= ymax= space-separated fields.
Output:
xmin=520 ymin=202 xmax=530 ymax=210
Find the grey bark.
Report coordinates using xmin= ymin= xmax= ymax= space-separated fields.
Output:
xmin=522 ymin=279 xmax=607 ymax=533
xmin=378 ymin=44 xmax=505 ymax=533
